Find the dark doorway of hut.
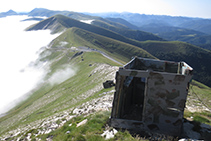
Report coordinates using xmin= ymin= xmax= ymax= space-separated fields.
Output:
xmin=121 ymin=76 xmax=146 ymax=121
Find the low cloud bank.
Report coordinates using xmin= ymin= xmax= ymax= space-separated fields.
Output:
xmin=48 ymin=66 xmax=77 ymax=85
xmin=0 ymin=15 xmax=59 ymax=115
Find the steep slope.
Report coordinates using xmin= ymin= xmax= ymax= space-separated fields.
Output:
xmin=0 ymin=49 xmax=119 ymax=137
xmin=26 ymin=14 xmax=141 ymax=42
xmin=105 ymin=17 xmax=139 ymax=30
xmin=26 ymin=14 xmax=164 ymax=42
xmin=50 ymin=25 xmax=211 ymax=87
xmin=139 ymin=25 xmax=211 ymax=50
xmin=91 ymin=19 xmax=164 ymax=41
xmin=1 ymin=20 xmax=211 ymax=140
xmin=141 ymin=41 xmax=211 ymax=86
xmin=50 ymin=27 xmax=155 ymax=62
xmin=26 ymin=14 xmax=211 ymax=86
xmin=96 ymin=13 xmax=211 ymax=51
xmin=93 ymin=17 xmax=130 ymax=29
xmin=179 ymin=19 xmax=211 ymax=35
xmin=0 ymin=39 xmax=210 ymax=140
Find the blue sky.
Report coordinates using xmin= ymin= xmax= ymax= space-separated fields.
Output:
xmin=1 ymin=0 xmax=211 ymax=18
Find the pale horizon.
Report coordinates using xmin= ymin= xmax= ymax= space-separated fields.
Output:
xmin=1 ymin=0 xmax=211 ymax=19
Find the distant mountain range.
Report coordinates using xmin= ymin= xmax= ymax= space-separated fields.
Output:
xmin=1 ymin=8 xmax=211 ymax=50
xmin=25 ymin=13 xmax=211 ymax=87
xmin=88 ymin=12 xmax=211 ymax=50
xmin=1 ymin=8 xmax=211 ymax=86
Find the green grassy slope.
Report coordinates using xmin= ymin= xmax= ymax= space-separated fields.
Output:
xmin=1 ymin=41 xmax=210 ymax=140
xmin=50 ymin=27 xmax=155 ymax=63
xmin=91 ymin=19 xmax=164 ymax=41
xmin=26 ymin=14 xmax=163 ymax=43
xmin=52 ymin=25 xmax=211 ymax=87
xmin=140 ymin=41 xmax=211 ymax=87
xmin=189 ymin=80 xmax=211 ymax=110
xmin=0 ymin=49 xmax=119 ymax=135
xmin=1 ymin=28 xmax=211 ymax=140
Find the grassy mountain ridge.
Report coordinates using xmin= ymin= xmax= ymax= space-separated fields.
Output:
xmin=50 ymin=27 xmax=155 ymax=63
xmin=141 ymin=41 xmax=211 ymax=86
xmin=0 ymin=36 xmax=211 ymax=140
xmin=26 ymin=14 xmax=142 ymax=42
xmin=26 ymin=14 xmax=211 ymax=86
xmin=1 ymin=9 xmax=211 ymax=140
xmin=139 ymin=25 xmax=211 ymax=50
xmin=92 ymin=19 xmax=164 ymax=41
xmin=26 ymin=14 xmax=164 ymax=42
xmin=105 ymin=17 xmax=139 ymax=30
xmin=28 ymin=8 xmax=96 ymax=20
xmin=1 ymin=23 xmax=211 ymax=141
xmin=179 ymin=19 xmax=211 ymax=35
xmin=93 ymin=12 xmax=211 ymax=50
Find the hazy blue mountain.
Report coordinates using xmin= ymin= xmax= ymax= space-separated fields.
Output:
xmin=139 ymin=25 xmax=211 ymax=50
xmin=90 ymin=12 xmax=211 ymax=50
xmin=86 ymin=12 xmax=195 ymax=27
xmin=105 ymin=18 xmax=139 ymax=30
xmin=28 ymin=8 xmax=97 ymax=20
xmin=0 ymin=10 xmax=17 ymax=17
xmin=87 ymin=12 xmax=211 ymax=35
xmin=26 ymin=14 xmax=164 ymax=42
xmin=179 ymin=19 xmax=211 ymax=35
xmin=26 ymin=14 xmax=211 ymax=87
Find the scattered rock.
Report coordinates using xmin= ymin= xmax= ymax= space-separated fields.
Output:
xmin=101 ymin=128 xmax=118 ymax=140
xmin=182 ymin=121 xmax=201 ymax=139
xmin=103 ymin=80 xmax=115 ymax=88
xmin=71 ymin=51 xmax=83 ymax=59
xmin=76 ymin=119 xmax=88 ymax=127
xmin=66 ymin=131 xmax=70 ymax=134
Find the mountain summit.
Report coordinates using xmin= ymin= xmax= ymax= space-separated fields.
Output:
xmin=0 ymin=9 xmax=17 ymax=17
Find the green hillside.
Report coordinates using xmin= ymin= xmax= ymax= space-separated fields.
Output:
xmin=0 ymin=40 xmax=210 ymax=140
xmin=26 ymin=14 xmax=142 ymax=42
xmin=139 ymin=25 xmax=211 ymax=50
xmin=26 ymin=14 xmax=211 ymax=86
xmin=91 ymin=19 xmax=164 ymax=41
xmin=140 ymin=41 xmax=211 ymax=87
xmin=0 ymin=48 xmax=119 ymax=136
xmin=26 ymin=14 xmax=163 ymax=42
xmin=1 ymin=28 xmax=211 ymax=141
xmin=50 ymin=27 xmax=155 ymax=63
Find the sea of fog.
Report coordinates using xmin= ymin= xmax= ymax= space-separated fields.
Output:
xmin=0 ymin=15 xmax=60 ymax=115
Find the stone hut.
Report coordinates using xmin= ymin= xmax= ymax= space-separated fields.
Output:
xmin=110 ymin=57 xmax=193 ymax=136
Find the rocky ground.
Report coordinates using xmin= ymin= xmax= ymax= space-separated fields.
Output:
xmin=0 ymin=61 xmax=211 ymax=140
xmin=1 ymin=88 xmax=211 ymax=141
xmin=0 ymin=90 xmax=115 ymax=141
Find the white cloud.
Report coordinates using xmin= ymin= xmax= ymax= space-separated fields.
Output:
xmin=0 ymin=15 xmax=59 ymax=115
xmin=48 ymin=66 xmax=77 ymax=86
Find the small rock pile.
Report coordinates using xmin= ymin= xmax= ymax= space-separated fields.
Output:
xmin=73 ymin=90 xmax=115 ymax=116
